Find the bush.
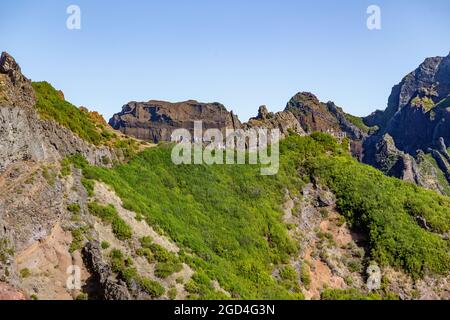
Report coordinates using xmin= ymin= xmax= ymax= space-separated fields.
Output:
xmin=300 ymin=263 xmax=311 ymax=289
xmin=101 ymin=241 xmax=110 ymax=249
xmin=75 ymin=293 xmax=88 ymax=300
xmin=88 ymin=202 xmax=132 ymax=240
xmin=168 ymin=287 xmax=177 ymax=300
xmin=69 ymin=228 xmax=86 ymax=253
xmin=321 ymin=288 xmax=382 ymax=300
xmin=67 ymin=203 xmax=81 ymax=214
xmin=81 ymin=178 xmax=95 ymax=197
xmin=154 ymin=262 xmax=183 ymax=279
xmin=136 ymin=247 xmax=154 ymax=263
xmin=20 ymin=268 xmax=31 ymax=278
xmin=60 ymin=158 xmax=72 ymax=176
xmin=138 ymin=277 xmax=165 ymax=297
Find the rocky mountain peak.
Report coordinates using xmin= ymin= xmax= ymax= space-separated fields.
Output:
xmin=0 ymin=52 xmax=35 ymax=109
xmin=363 ymin=52 xmax=450 ymax=194
xmin=287 ymin=92 xmax=321 ymax=108
xmin=0 ymin=52 xmax=25 ymax=85
xmin=366 ymin=53 xmax=450 ymax=129
xmin=255 ymin=105 xmax=272 ymax=120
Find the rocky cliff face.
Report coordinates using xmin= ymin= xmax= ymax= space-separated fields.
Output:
xmin=0 ymin=52 xmax=119 ymax=171
xmin=285 ymin=92 xmax=367 ymax=159
xmin=242 ymin=105 xmax=306 ymax=137
xmin=109 ymin=100 xmax=241 ymax=143
xmin=285 ymin=92 xmax=366 ymax=140
xmin=108 ymin=92 xmax=366 ymax=156
xmin=363 ymin=53 xmax=450 ymax=194
xmin=0 ymin=52 xmax=124 ymax=299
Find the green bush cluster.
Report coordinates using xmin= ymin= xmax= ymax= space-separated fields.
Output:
xmin=67 ymin=203 xmax=81 ymax=214
xmin=302 ymin=135 xmax=450 ymax=279
xmin=79 ymin=144 xmax=302 ymax=299
xmin=32 ymin=82 xmax=141 ymax=160
xmin=321 ymin=288 xmax=382 ymax=300
xmin=88 ymin=202 xmax=132 ymax=240
xmin=139 ymin=237 xmax=183 ymax=278
xmin=109 ymin=249 xmax=165 ymax=298
xmin=69 ymin=227 xmax=87 ymax=253
xmin=81 ymin=178 xmax=95 ymax=197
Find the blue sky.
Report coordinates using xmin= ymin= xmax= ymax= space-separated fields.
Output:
xmin=1 ymin=0 xmax=449 ymax=121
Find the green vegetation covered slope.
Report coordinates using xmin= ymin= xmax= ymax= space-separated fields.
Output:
xmin=72 ymin=133 xmax=450 ymax=299
xmin=32 ymin=81 xmax=111 ymax=145
xmin=32 ymin=81 xmax=142 ymax=158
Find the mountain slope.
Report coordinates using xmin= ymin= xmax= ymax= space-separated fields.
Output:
xmin=74 ymin=133 xmax=450 ymax=299
xmin=0 ymin=52 xmax=449 ymax=300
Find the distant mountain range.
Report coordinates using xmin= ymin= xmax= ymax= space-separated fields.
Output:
xmin=109 ymin=52 xmax=450 ymax=195
xmin=0 ymin=51 xmax=449 ymax=300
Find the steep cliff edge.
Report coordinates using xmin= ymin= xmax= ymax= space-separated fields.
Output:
xmin=0 ymin=52 xmax=123 ymax=171
xmin=363 ymin=53 xmax=450 ymax=195
xmin=109 ymin=100 xmax=241 ymax=143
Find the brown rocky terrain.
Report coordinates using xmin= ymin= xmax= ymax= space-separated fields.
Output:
xmin=109 ymin=100 xmax=241 ymax=143
xmin=284 ymin=92 xmax=368 ymax=159
xmin=243 ymin=105 xmax=306 ymax=137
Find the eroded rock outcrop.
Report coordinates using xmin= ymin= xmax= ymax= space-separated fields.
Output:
xmin=243 ymin=105 xmax=305 ymax=137
xmin=109 ymin=100 xmax=241 ymax=143
xmin=82 ymin=242 xmax=131 ymax=300
xmin=285 ymin=92 xmax=368 ymax=159
xmin=284 ymin=92 xmax=365 ymax=138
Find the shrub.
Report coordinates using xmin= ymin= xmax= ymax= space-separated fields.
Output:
xmin=67 ymin=203 xmax=81 ymax=214
xmin=154 ymin=262 xmax=183 ymax=279
xmin=321 ymin=288 xmax=382 ymax=300
xmin=75 ymin=293 xmax=88 ymax=300
xmin=101 ymin=241 xmax=110 ymax=249
xmin=69 ymin=228 xmax=85 ymax=253
xmin=60 ymin=158 xmax=72 ymax=176
xmin=81 ymin=178 xmax=95 ymax=197
xmin=300 ymin=262 xmax=311 ymax=289
xmin=88 ymin=202 xmax=132 ymax=240
xmin=136 ymin=247 xmax=154 ymax=263
xmin=138 ymin=277 xmax=165 ymax=297
xmin=168 ymin=287 xmax=177 ymax=300
xmin=20 ymin=268 xmax=31 ymax=278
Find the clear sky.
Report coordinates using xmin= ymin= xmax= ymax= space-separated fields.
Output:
xmin=1 ymin=0 xmax=449 ymax=121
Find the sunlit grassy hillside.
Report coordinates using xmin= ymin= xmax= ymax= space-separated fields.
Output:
xmin=67 ymin=133 xmax=450 ymax=299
